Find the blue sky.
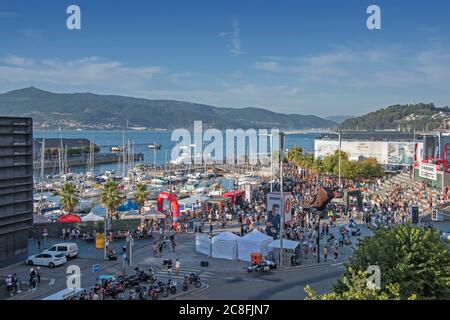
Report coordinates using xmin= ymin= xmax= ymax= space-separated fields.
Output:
xmin=1 ymin=0 xmax=450 ymax=117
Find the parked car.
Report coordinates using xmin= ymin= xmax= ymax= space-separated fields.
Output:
xmin=27 ymin=252 xmax=67 ymax=268
xmin=44 ymin=243 xmax=79 ymax=258
xmin=441 ymin=229 xmax=450 ymax=241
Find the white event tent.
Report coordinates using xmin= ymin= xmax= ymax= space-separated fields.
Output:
xmin=195 ymin=233 xmax=211 ymax=256
xmin=81 ymin=211 xmax=104 ymax=222
xmin=237 ymin=230 xmax=273 ymax=262
xmin=211 ymin=231 xmax=240 ymax=260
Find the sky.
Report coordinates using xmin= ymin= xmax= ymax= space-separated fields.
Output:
xmin=1 ymin=0 xmax=450 ymax=117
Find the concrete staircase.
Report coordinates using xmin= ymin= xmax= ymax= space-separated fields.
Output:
xmin=366 ymin=172 xmax=441 ymax=213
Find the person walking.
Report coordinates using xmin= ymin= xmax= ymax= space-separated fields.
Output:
xmin=158 ymin=242 xmax=163 ymax=257
xmin=323 ymin=246 xmax=328 ymax=262
xmin=36 ymin=266 xmax=42 ymax=285
xmin=175 ymin=258 xmax=180 ymax=275
xmin=29 ymin=267 xmax=37 ymax=290
xmin=5 ymin=274 xmax=13 ymax=296
xmin=171 ymin=239 xmax=176 ymax=253
xmin=37 ymin=238 xmax=41 ymax=251
xmin=334 ymin=246 xmax=339 ymax=261
xmin=167 ymin=259 xmax=173 ymax=275
xmin=152 ymin=242 xmax=157 ymax=257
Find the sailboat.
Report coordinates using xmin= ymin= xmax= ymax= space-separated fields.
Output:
xmin=148 ymin=143 xmax=161 ymax=149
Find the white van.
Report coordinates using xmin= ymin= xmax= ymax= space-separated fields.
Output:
xmin=45 ymin=243 xmax=79 ymax=258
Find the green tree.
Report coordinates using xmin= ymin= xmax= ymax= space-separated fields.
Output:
xmin=287 ymin=146 xmax=303 ymax=163
xmin=359 ymin=157 xmax=384 ymax=179
xmin=318 ymin=225 xmax=450 ymax=300
xmin=322 ymin=150 xmax=349 ymax=176
xmin=134 ymin=183 xmax=150 ymax=214
xmin=101 ymin=181 xmax=123 ymax=218
xmin=341 ymin=159 xmax=361 ymax=179
xmin=305 ymin=268 xmax=407 ymax=300
xmin=60 ymin=182 xmax=79 ymax=213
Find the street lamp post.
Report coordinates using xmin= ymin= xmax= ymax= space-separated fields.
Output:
xmin=279 ymin=154 xmax=284 ymax=268
xmin=279 ymin=132 xmax=286 ymax=268
xmin=338 ymin=132 xmax=342 ymax=185
xmin=259 ymin=133 xmax=274 ymax=192
xmin=316 ymin=211 xmax=321 ymax=263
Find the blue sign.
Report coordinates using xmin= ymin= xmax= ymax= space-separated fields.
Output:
xmin=92 ymin=264 xmax=100 ymax=273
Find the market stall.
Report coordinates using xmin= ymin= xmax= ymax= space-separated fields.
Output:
xmin=206 ymin=197 xmax=230 ymax=214
xmin=267 ymin=239 xmax=301 ymax=267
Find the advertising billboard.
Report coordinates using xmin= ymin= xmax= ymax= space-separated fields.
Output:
xmin=387 ymin=142 xmax=416 ymax=165
xmin=419 ymin=163 xmax=437 ymax=181
xmin=266 ymin=192 xmax=292 ymax=238
xmin=315 ymin=139 xmax=423 ymax=166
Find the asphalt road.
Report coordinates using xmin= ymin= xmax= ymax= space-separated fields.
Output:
xmin=0 ymin=220 xmax=378 ymax=300
xmin=176 ymin=262 xmax=346 ymax=300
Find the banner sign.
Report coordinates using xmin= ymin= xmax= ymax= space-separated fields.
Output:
xmin=419 ymin=163 xmax=437 ymax=181
xmin=266 ymin=192 xmax=292 ymax=224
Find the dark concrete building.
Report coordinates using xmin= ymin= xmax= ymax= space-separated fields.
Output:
xmin=0 ymin=117 xmax=33 ymax=267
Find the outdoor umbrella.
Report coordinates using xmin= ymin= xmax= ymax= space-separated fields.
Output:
xmin=57 ymin=214 xmax=81 ymax=223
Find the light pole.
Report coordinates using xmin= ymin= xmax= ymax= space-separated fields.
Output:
xmin=338 ymin=132 xmax=342 ymax=185
xmin=259 ymin=133 xmax=274 ymax=192
xmin=279 ymin=132 xmax=286 ymax=268
xmin=316 ymin=210 xmax=321 ymax=263
xmin=279 ymin=154 xmax=284 ymax=268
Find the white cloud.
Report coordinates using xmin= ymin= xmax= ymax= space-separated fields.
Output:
xmin=254 ymin=61 xmax=281 ymax=72
xmin=254 ymin=47 xmax=450 ymax=89
xmin=4 ymin=54 xmax=34 ymax=67
xmin=169 ymin=72 xmax=193 ymax=84
xmin=21 ymin=29 xmax=43 ymax=40
xmin=0 ymin=55 xmax=163 ymax=87
xmin=220 ymin=17 xmax=244 ymax=56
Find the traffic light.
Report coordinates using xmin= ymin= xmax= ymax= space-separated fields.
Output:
xmin=122 ymin=245 xmax=126 ymax=254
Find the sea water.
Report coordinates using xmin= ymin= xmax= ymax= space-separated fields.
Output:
xmin=34 ymin=129 xmax=319 ymax=174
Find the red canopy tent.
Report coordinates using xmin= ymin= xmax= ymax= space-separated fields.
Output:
xmin=222 ymin=190 xmax=245 ymax=204
xmin=57 ymin=214 xmax=81 ymax=223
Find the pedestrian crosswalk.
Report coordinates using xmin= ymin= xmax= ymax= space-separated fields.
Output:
xmin=152 ymin=267 xmax=214 ymax=282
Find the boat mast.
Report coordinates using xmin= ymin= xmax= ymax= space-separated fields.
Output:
xmin=153 ymin=140 xmax=156 ymax=181
xmin=40 ymin=138 xmax=46 ymax=204
xmin=59 ymin=127 xmax=63 ymax=185
xmin=122 ymin=129 xmax=126 ymax=178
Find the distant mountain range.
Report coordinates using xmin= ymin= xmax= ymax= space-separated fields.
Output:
xmin=338 ymin=103 xmax=450 ymax=132
xmin=0 ymin=87 xmax=337 ymax=130
xmin=325 ymin=115 xmax=354 ymax=124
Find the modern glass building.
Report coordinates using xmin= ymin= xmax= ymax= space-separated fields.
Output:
xmin=0 ymin=117 xmax=33 ymax=267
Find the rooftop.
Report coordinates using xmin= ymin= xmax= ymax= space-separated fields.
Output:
xmin=317 ymin=131 xmax=426 ymax=142
xmin=34 ymin=138 xmax=97 ymax=149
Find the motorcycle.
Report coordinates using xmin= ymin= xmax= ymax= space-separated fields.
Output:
xmin=166 ymin=279 xmax=177 ymax=295
xmin=182 ymin=276 xmax=189 ymax=292
xmin=189 ymin=273 xmax=202 ymax=288
xmin=158 ymin=281 xmax=169 ymax=298
xmin=135 ymin=267 xmax=157 ymax=284
xmin=148 ymin=284 xmax=160 ymax=300
xmin=247 ymin=262 xmax=270 ymax=273
xmin=135 ymin=285 xmax=148 ymax=300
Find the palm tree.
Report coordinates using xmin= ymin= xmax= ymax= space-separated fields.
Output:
xmin=134 ymin=183 xmax=150 ymax=214
xmin=101 ymin=181 xmax=123 ymax=218
xmin=60 ymin=182 xmax=79 ymax=213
